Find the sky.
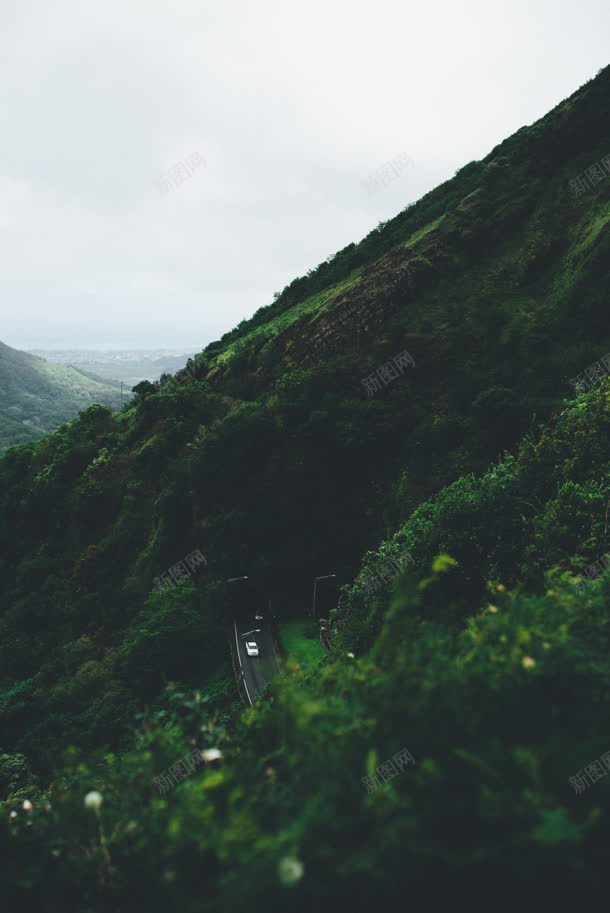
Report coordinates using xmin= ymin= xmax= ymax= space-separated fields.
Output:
xmin=0 ymin=0 xmax=608 ymax=352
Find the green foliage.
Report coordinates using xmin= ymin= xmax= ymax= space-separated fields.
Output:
xmin=277 ymin=620 xmax=324 ymax=670
xmin=0 ymin=753 xmax=33 ymax=802
xmin=132 ymin=379 xmax=157 ymax=399
xmin=2 ymin=65 xmax=610 ymax=911
xmin=120 ymin=584 xmax=226 ymax=697
xmin=0 ymin=341 xmax=125 ymax=452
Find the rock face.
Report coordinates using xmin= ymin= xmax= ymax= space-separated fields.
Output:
xmin=304 ymin=258 xmax=420 ymax=363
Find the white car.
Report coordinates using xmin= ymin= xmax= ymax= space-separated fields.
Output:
xmin=245 ymin=641 xmax=259 ymax=657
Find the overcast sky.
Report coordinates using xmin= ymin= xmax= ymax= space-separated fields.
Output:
xmin=0 ymin=0 xmax=608 ymax=351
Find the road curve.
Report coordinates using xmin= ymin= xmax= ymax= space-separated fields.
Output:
xmin=233 ymin=618 xmax=279 ymax=705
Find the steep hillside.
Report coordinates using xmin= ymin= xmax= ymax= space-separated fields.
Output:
xmin=3 ymin=373 xmax=610 ymax=913
xmin=0 ymin=341 xmax=127 ymax=451
xmin=1 ymin=66 xmax=610 ymax=911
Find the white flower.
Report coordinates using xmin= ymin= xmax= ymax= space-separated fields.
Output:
xmin=347 ymin=652 xmax=355 ymax=659
xmin=84 ymin=790 xmax=103 ymax=812
xmin=9 ymin=810 xmax=17 ymax=819
xmin=278 ymin=855 xmax=304 ymax=886
xmin=22 ymin=800 xmax=33 ymax=812
xmin=202 ymin=748 xmax=222 ymax=763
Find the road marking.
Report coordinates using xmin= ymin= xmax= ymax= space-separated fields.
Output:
xmin=233 ymin=621 xmax=254 ymax=707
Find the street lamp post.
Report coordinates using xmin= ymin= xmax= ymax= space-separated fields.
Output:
xmin=227 ymin=576 xmax=249 ymax=623
xmin=312 ymin=574 xmax=336 ymax=620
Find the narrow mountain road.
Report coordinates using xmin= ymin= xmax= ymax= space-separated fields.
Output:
xmin=233 ymin=618 xmax=279 ymax=705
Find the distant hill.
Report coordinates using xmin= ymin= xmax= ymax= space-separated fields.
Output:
xmin=29 ymin=349 xmax=196 ymax=386
xmin=0 ymin=341 xmax=128 ymax=451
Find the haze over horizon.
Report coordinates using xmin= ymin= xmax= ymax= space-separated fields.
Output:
xmin=1 ymin=0 xmax=609 ymax=351
xmin=26 ymin=344 xmax=197 ymax=354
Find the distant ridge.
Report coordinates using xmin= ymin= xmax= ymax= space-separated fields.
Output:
xmin=0 ymin=340 xmax=127 ymax=451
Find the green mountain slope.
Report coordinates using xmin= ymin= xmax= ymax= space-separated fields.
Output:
xmin=1 ymin=66 xmax=610 ymax=911
xmin=3 ymin=375 xmax=610 ymax=913
xmin=0 ymin=341 xmax=127 ymax=452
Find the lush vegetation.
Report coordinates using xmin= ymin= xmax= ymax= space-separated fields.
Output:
xmin=278 ymin=619 xmax=324 ymax=668
xmin=0 ymin=341 xmax=126 ymax=452
xmin=1 ymin=66 xmax=610 ymax=912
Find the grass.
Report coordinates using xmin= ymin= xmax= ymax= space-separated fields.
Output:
xmin=213 ymin=269 xmax=364 ymax=367
xmin=278 ymin=619 xmax=325 ymax=669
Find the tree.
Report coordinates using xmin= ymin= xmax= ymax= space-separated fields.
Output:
xmin=132 ymin=380 xmax=157 ymax=400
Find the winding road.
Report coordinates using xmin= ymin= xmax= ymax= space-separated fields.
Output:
xmin=233 ymin=617 xmax=280 ymax=705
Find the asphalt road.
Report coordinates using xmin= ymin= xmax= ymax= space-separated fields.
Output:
xmin=233 ymin=618 xmax=280 ymax=705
